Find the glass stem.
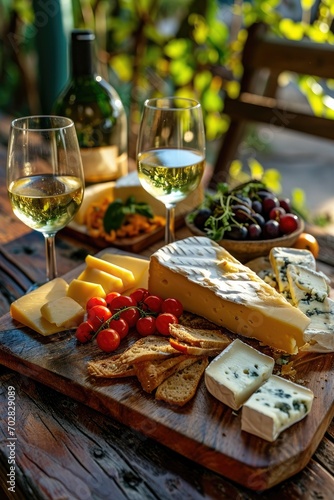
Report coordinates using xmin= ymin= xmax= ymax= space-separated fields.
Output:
xmin=44 ymin=234 xmax=57 ymax=281
xmin=165 ymin=204 xmax=176 ymax=244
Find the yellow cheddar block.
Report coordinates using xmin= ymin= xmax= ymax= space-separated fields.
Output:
xmin=85 ymin=254 xmax=135 ymax=290
xmin=67 ymin=279 xmax=106 ymax=308
xmin=149 ymin=237 xmax=311 ymax=354
xmin=40 ymin=296 xmax=85 ymax=329
xmin=78 ymin=267 xmax=124 ymax=294
xmin=101 ymin=253 xmax=149 ymax=291
xmin=10 ymin=278 xmax=69 ymax=336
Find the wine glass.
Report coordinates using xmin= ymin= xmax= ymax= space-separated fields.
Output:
xmin=137 ymin=97 xmax=205 ymax=244
xmin=6 ymin=115 xmax=84 ymax=284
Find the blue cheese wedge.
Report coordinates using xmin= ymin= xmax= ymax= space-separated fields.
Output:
xmin=149 ymin=237 xmax=310 ymax=354
xmin=241 ymin=375 xmax=314 ymax=442
xmin=269 ymin=247 xmax=316 ymax=298
xmin=287 ymin=264 xmax=334 ymax=351
xmin=287 ymin=264 xmax=330 ymax=306
xmin=205 ymin=339 xmax=274 ymax=410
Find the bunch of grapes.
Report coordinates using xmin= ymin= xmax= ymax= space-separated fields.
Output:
xmin=192 ymin=181 xmax=301 ymax=241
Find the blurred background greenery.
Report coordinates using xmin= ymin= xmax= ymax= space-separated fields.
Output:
xmin=0 ymin=0 xmax=333 ymax=161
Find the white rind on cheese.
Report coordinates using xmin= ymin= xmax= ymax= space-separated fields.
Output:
xmin=10 ymin=278 xmax=69 ymax=335
xmin=269 ymin=247 xmax=316 ymax=297
xmin=241 ymin=375 xmax=314 ymax=442
xmin=205 ymin=339 xmax=274 ymax=410
xmin=148 ymin=237 xmax=310 ymax=354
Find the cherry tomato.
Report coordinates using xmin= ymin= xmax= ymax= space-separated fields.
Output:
xmin=143 ymin=295 xmax=163 ymax=313
xmin=105 ymin=291 xmax=121 ymax=308
xmin=130 ymin=288 xmax=149 ymax=304
xmin=86 ymin=296 xmax=107 ymax=312
xmin=87 ymin=305 xmax=112 ymax=330
xmin=75 ymin=321 xmax=95 ymax=343
xmin=136 ymin=316 xmax=156 ymax=336
xmin=156 ymin=313 xmax=178 ymax=336
xmin=120 ymin=307 xmax=140 ymax=328
xmin=293 ymin=232 xmax=319 ymax=258
xmin=161 ymin=298 xmax=183 ymax=318
xmin=96 ymin=329 xmax=120 ymax=353
xmin=109 ymin=295 xmax=136 ymax=313
xmin=108 ymin=318 xmax=129 ymax=339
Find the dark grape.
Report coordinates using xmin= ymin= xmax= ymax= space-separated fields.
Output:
xmin=225 ymin=226 xmax=248 ymax=240
xmin=233 ymin=194 xmax=252 ymax=208
xmin=251 ymin=213 xmax=265 ymax=227
xmin=263 ymin=220 xmax=280 ymax=239
xmin=232 ymin=205 xmax=252 ymax=222
xmin=262 ymin=196 xmax=279 ymax=216
xmin=269 ymin=206 xmax=286 ymax=221
xmin=279 ymin=198 xmax=292 ymax=213
xmin=193 ymin=208 xmax=212 ymax=231
xmin=251 ymin=200 xmax=263 ymax=214
xmin=279 ymin=214 xmax=299 ymax=234
xmin=248 ymin=224 xmax=262 ymax=239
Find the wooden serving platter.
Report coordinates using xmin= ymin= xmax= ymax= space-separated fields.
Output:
xmin=0 ymin=249 xmax=334 ymax=491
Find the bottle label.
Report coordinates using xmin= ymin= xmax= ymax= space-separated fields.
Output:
xmin=80 ymin=146 xmax=128 ymax=183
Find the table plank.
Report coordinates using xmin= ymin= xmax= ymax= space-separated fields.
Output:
xmin=1 ymin=247 xmax=334 ymax=491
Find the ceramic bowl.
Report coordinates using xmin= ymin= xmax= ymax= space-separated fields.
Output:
xmin=185 ymin=218 xmax=305 ymax=263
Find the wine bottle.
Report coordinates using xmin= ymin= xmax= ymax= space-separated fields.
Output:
xmin=54 ymin=29 xmax=128 ymax=185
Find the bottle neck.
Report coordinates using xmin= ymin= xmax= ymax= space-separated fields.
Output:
xmin=71 ymin=30 xmax=96 ymax=77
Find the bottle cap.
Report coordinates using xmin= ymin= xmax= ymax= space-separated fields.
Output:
xmin=71 ymin=29 xmax=96 ymax=76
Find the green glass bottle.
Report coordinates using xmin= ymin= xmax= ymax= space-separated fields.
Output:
xmin=54 ymin=29 xmax=128 ymax=185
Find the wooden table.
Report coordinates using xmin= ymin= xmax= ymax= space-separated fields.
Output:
xmin=0 ymin=145 xmax=334 ymax=499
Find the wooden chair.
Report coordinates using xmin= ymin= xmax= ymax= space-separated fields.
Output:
xmin=209 ymin=22 xmax=334 ymax=188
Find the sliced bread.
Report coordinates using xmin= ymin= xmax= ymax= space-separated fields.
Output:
xmin=134 ymin=355 xmax=198 ymax=393
xmin=169 ymin=323 xmax=231 ymax=349
xmin=155 ymin=357 xmax=209 ymax=406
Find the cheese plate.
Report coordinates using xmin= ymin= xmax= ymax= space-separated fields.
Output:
xmin=0 ymin=248 xmax=334 ymax=491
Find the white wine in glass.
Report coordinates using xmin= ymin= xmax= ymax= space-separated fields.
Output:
xmin=7 ymin=115 xmax=85 ymax=284
xmin=137 ymin=97 xmax=205 ymax=244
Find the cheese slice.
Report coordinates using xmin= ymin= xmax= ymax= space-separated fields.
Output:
xmin=205 ymin=339 xmax=274 ymax=410
xmin=287 ymin=264 xmax=330 ymax=307
xmin=286 ymin=264 xmax=334 ymax=351
xmin=148 ymin=236 xmax=310 ymax=354
xmin=241 ymin=375 xmax=314 ymax=441
xmin=40 ymin=296 xmax=85 ymax=328
xmin=100 ymin=253 xmax=149 ymax=290
xmin=85 ymin=254 xmax=135 ymax=290
xmin=77 ymin=267 xmax=124 ymax=293
xmin=67 ymin=279 xmax=106 ymax=308
xmin=10 ymin=278 xmax=69 ymax=335
xmin=269 ymin=247 xmax=316 ymax=297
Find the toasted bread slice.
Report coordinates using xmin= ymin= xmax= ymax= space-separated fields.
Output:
xmin=134 ymin=355 xmax=198 ymax=393
xmin=155 ymin=357 xmax=209 ymax=407
xmin=169 ymin=323 xmax=231 ymax=349
xmin=87 ymin=354 xmax=135 ymax=378
xmin=169 ymin=338 xmax=222 ymax=357
xmin=119 ymin=335 xmax=179 ymax=364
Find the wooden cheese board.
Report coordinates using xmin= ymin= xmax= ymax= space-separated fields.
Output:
xmin=0 ymin=248 xmax=333 ymax=491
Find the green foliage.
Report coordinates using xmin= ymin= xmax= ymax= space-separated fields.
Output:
xmin=1 ymin=0 xmax=334 ymax=156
